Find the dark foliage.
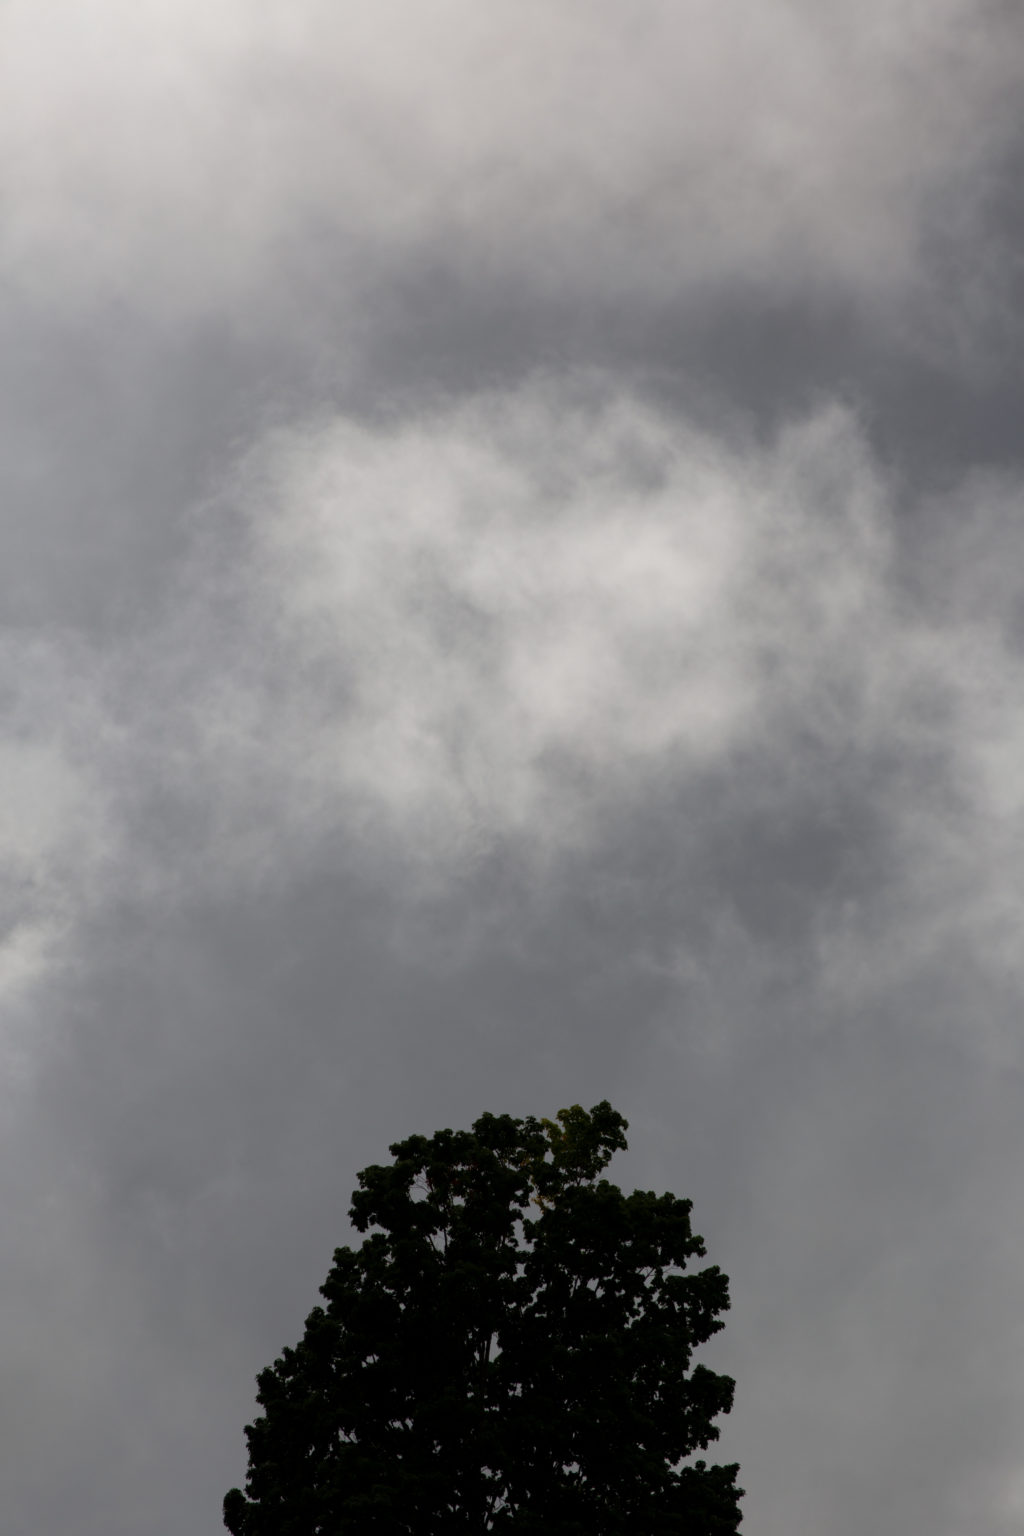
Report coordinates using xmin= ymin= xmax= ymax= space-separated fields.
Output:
xmin=224 ymin=1101 xmax=742 ymax=1534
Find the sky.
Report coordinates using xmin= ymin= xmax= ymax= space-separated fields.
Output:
xmin=3 ymin=2 xmax=1024 ymax=1531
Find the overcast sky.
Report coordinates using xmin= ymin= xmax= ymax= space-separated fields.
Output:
xmin=4 ymin=3 xmax=1024 ymax=1532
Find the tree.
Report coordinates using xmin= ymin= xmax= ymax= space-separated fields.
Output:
xmin=223 ymin=1101 xmax=742 ymax=1534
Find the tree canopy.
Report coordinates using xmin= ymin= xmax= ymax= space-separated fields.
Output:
xmin=223 ymin=1101 xmax=742 ymax=1534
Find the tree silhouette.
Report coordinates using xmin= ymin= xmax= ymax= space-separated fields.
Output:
xmin=224 ymin=1101 xmax=742 ymax=1534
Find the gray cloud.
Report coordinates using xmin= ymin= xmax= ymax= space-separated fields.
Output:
xmin=4 ymin=7 xmax=1024 ymax=1535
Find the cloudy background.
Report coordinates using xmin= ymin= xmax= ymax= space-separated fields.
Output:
xmin=3 ymin=2 xmax=1024 ymax=1531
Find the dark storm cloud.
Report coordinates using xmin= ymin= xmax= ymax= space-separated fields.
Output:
xmin=2 ymin=3 xmax=1024 ymax=1535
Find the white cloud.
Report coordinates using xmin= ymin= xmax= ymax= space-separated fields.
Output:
xmin=191 ymin=382 xmax=1024 ymax=1059
xmin=1 ymin=0 xmax=1017 ymax=331
xmin=6 ymin=377 xmax=1024 ymax=1059
xmin=196 ymin=387 xmax=890 ymax=860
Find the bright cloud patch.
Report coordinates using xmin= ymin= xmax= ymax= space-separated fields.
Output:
xmin=203 ymin=388 xmax=891 ymax=857
xmin=176 ymin=384 xmax=1024 ymax=1056
xmin=1 ymin=0 xmax=1017 ymax=328
xmin=6 ymin=380 xmax=1024 ymax=1054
